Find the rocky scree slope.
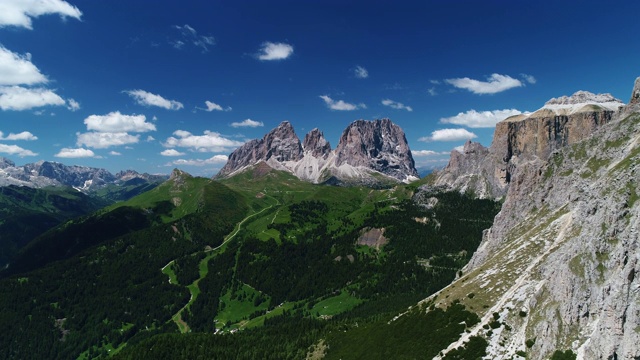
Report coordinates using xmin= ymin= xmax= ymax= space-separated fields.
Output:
xmin=434 ymin=91 xmax=624 ymax=199
xmin=216 ymin=119 xmax=419 ymax=185
xmin=417 ymin=77 xmax=640 ymax=359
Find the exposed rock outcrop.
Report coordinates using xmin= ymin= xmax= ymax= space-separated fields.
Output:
xmin=434 ymin=91 xmax=624 ymax=198
xmin=216 ymin=118 xmax=419 ymax=185
xmin=427 ymin=77 xmax=640 ymax=360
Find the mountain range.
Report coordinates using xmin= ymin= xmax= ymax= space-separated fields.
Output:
xmin=216 ymin=118 xmax=419 ymax=185
xmin=0 ymin=77 xmax=639 ymax=359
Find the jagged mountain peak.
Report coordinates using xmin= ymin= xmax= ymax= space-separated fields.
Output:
xmin=302 ymin=128 xmax=331 ymax=159
xmin=216 ymin=118 xmax=419 ymax=184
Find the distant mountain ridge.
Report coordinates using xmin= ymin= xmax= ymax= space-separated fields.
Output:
xmin=0 ymin=158 xmax=167 ymax=191
xmin=216 ymin=118 xmax=419 ymax=185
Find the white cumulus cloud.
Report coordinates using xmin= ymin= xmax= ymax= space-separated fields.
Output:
xmin=445 ymin=73 xmax=523 ymax=94
xmin=163 ymin=130 xmax=244 ymax=153
xmin=521 ymin=73 xmax=537 ymax=84
xmin=67 ymin=98 xmax=80 ymax=111
xmin=0 ymin=86 xmax=65 ymax=110
xmin=440 ymin=109 xmax=526 ymax=128
xmin=419 ymin=128 xmax=477 ymax=142
xmin=412 ymin=150 xmax=449 ymax=156
xmin=160 ymin=149 xmax=185 ymax=157
xmin=0 ymin=143 xmax=37 ymax=156
xmin=55 ymin=147 xmax=95 ymax=158
xmin=0 ymin=45 xmax=48 ymax=86
xmin=84 ymin=111 xmax=156 ymax=133
xmin=230 ymin=119 xmax=264 ymax=128
xmin=166 ymin=155 xmax=228 ymax=167
xmin=124 ymin=89 xmax=183 ymax=110
xmin=76 ymin=132 xmax=140 ymax=149
xmin=0 ymin=131 xmax=37 ymax=141
xmin=257 ymin=42 xmax=294 ymax=61
xmin=201 ymin=100 xmax=231 ymax=112
xmin=109 ymin=151 xmax=121 ymax=156
xmin=354 ymin=65 xmax=368 ymax=79
xmin=319 ymin=95 xmax=365 ymax=111
xmin=381 ymin=99 xmax=412 ymax=112
xmin=0 ymin=0 xmax=82 ymax=29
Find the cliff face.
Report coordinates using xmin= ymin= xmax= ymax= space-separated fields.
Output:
xmin=434 ymin=91 xmax=624 ymax=198
xmin=425 ymin=77 xmax=640 ymax=359
xmin=216 ymin=118 xmax=419 ymax=185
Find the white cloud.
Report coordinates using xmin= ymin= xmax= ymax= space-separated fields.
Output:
xmin=0 ymin=143 xmax=37 ymax=156
xmin=230 ymin=119 xmax=264 ymax=128
xmin=67 ymin=98 xmax=80 ymax=111
xmin=167 ymin=155 xmax=228 ymax=167
xmin=109 ymin=151 xmax=121 ymax=156
xmin=521 ymin=73 xmax=537 ymax=84
xmin=55 ymin=147 xmax=95 ymax=158
xmin=430 ymin=80 xmax=440 ymax=85
xmin=0 ymin=45 xmax=48 ymax=86
xmin=319 ymin=95 xmax=365 ymax=111
xmin=160 ymin=149 xmax=185 ymax=156
xmin=0 ymin=131 xmax=37 ymax=141
xmin=0 ymin=0 xmax=82 ymax=29
xmin=440 ymin=109 xmax=526 ymax=128
xmin=257 ymin=42 xmax=294 ymax=61
xmin=124 ymin=89 xmax=183 ymax=110
xmin=381 ymin=99 xmax=412 ymax=112
xmin=354 ymin=65 xmax=368 ymax=79
xmin=172 ymin=24 xmax=215 ymax=52
xmin=419 ymin=128 xmax=477 ymax=142
xmin=0 ymin=86 xmax=65 ymax=110
xmin=428 ymin=87 xmax=437 ymax=96
xmin=146 ymin=135 xmax=155 ymax=142
xmin=202 ymin=100 xmax=231 ymax=112
xmin=163 ymin=130 xmax=244 ymax=152
xmin=412 ymin=150 xmax=449 ymax=156
xmin=453 ymin=145 xmax=465 ymax=153
xmin=84 ymin=111 xmax=156 ymax=133
xmin=445 ymin=73 xmax=522 ymax=94
xmin=76 ymin=132 xmax=140 ymax=149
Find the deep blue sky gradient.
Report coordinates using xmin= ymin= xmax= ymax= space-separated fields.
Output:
xmin=1 ymin=0 xmax=639 ymax=175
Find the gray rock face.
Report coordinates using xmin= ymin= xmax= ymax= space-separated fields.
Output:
xmin=434 ymin=91 xmax=623 ymax=199
xmin=217 ymin=121 xmax=303 ymax=177
xmin=629 ymin=76 xmax=640 ymax=107
xmin=0 ymin=157 xmax=15 ymax=169
xmin=216 ymin=118 xmax=419 ymax=184
xmin=428 ymin=76 xmax=640 ymax=360
xmin=334 ymin=119 xmax=418 ymax=181
xmin=302 ymin=128 xmax=331 ymax=159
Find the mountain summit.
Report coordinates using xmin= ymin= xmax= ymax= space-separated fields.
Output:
xmin=216 ymin=118 xmax=418 ymax=185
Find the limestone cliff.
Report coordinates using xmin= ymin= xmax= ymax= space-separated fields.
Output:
xmin=423 ymin=77 xmax=640 ymax=359
xmin=434 ymin=91 xmax=624 ymax=199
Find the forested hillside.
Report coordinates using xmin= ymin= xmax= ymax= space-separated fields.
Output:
xmin=0 ymin=168 xmax=499 ymax=359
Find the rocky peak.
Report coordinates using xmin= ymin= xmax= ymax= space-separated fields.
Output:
xmin=544 ymin=90 xmax=622 ymax=107
xmin=630 ymin=76 xmax=640 ymax=107
xmin=216 ymin=121 xmax=303 ymax=178
xmin=302 ymin=128 xmax=331 ymax=159
xmin=262 ymin=121 xmax=303 ymax=162
xmin=335 ymin=118 xmax=418 ymax=180
xmin=0 ymin=157 xmax=15 ymax=169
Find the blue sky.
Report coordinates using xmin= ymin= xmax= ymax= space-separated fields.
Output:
xmin=1 ymin=0 xmax=639 ymax=176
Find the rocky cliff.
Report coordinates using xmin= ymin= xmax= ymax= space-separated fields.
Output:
xmin=434 ymin=91 xmax=624 ymax=198
xmin=216 ymin=118 xmax=419 ymax=185
xmin=419 ymin=77 xmax=640 ymax=359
